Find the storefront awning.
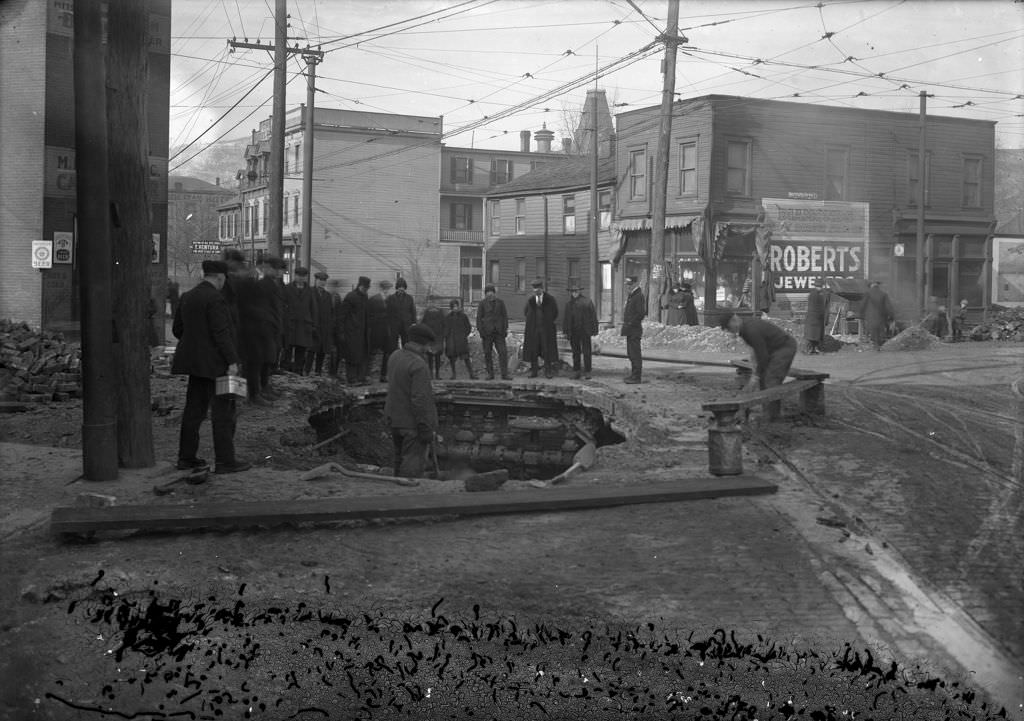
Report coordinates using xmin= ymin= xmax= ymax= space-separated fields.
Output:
xmin=610 ymin=213 xmax=705 ymax=263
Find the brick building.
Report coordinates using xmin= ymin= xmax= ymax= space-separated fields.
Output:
xmin=0 ymin=0 xmax=171 ymax=331
xmin=613 ymin=95 xmax=997 ymax=323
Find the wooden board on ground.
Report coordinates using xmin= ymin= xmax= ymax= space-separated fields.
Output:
xmin=50 ymin=477 xmax=777 ymax=535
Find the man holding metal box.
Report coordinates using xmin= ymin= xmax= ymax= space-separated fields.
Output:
xmin=171 ymin=260 xmax=251 ymax=475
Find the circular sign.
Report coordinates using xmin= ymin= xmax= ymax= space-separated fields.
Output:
xmin=894 ymin=243 xmax=905 ymax=257
xmin=34 ymin=245 xmax=51 ymax=261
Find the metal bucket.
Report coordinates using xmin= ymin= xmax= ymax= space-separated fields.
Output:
xmin=707 ymin=425 xmax=743 ymax=476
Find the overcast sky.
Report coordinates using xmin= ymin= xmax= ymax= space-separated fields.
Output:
xmin=169 ymin=0 xmax=1023 ymax=170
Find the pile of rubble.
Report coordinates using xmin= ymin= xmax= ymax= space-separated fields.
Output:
xmin=0 ymin=320 xmax=81 ymax=403
xmin=595 ymin=321 xmax=747 ymax=353
xmin=969 ymin=306 xmax=1024 ymax=342
xmin=881 ymin=325 xmax=943 ymax=352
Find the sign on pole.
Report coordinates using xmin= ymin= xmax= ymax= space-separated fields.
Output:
xmin=32 ymin=240 xmax=53 ymax=269
xmin=53 ymin=232 xmax=74 ymax=263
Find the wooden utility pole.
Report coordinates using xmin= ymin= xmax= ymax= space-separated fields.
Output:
xmin=301 ymin=51 xmax=320 ymax=271
xmin=268 ymin=0 xmax=287 ymax=258
xmin=106 ymin=0 xmax=155 ymax=467
xmin=648 ymin=0 xmax=682 ymax=320
xmin=74 ymin=0 xmax=118 ymax=481
xmin=589 ymin=64 xmax=600 ymax=308
xmin=915 ymin=91 xmax=927 ymax=315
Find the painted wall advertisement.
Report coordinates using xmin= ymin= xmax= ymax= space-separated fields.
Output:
xmin=992 ymin=236 xmax=1024 ymax=307
xmin=762 ymin=199 xmax=869 ymax=291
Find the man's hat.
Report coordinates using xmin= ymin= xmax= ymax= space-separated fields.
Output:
xmin=484 ymin=284 xmax=496 ymax=294
xmin=358 ymin=276 xmax=371 ymax=288
xmin=811 ymin=278 xmax=824 ymax=287
xmin=265 ymin=256 xmax=286 ymax=270
xmin=569 ymin=283 xmax=583 ymax=292
xmin=202 ymin=260 xmax=229 ymax=275
xmin=314 ymin=271 xmax=329 ymax=280
xmin=407 ymin=323 xmax=436 ymax=345
xmin=680 ymin=282 xmax=692 ymax=291
xmin=531 ymin=279 xmax=544 ymax=289
xmin=223 ymin=248 xmax=246 ymax=263
xmin=625 ymin=275 xmax=639 ymax=284
xmin=294 ymin=266 xmax=310 ymax=277
xmin=395 ymin=278 xmax=408 ymax=289
xmin=379 ymin=280 xmax=393 ymax=290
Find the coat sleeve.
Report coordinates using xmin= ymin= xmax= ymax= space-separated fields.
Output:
xmin=207 ymin=294 xmax=240 ymax=366
xmin=499 ymin=301 xmax=508 ymax=334
xmin=587 ymin=300 xmax=599 ymax=336
xmin=409 ymin=362 xmax=438 ymax=429
xmin=172 ymin=297 xmax=184 ymax=340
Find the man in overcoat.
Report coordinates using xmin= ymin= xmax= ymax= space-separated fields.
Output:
xmin=339 ymin=276 xmax=372 ymax=384
xmin=387 ymin=278 xmax=418 ymax=349
xmin=562 ymin=284 xmax=598 ymax=380
xmin=282 ymin=266 xmax=318 ymax=374
xmin=235 ymin=256 xmax=282 ymax=404
xmin=859 ymin=280 xmax=894 ymax=351
xmin=523 ymin=279 xmax=559 ymax=378
xmin=368 ymin=280 xmax=394 ymax=382
xmin=384 ymin=323 xmax=439 ymax=477
xmin=621 ymin=275 xmax=646 ymax=383
xmin=803 ymin=278 xmax=831 ymax=354
xmin=476 ymin=284 xmax=510 ymax=380
xmin=308 ymin=271 xmax=335 ymax=375
xmin=171 ymin=260 xmax=250 ymax=475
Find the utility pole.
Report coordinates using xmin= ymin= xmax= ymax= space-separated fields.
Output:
xmin=74 ymin=0 xmax=118 ymax=481
xmin=228 ymin=27 xmax=322 ymax=266
xmin=915 ymin=91 xmax=927 ymax=316
xmin=648 ymin=0 xmax=683 ymax=320
xmin=301 ymin=50 xmax=320 ymax=271
xmin=589 ymin=49 xmax=600 ymax=314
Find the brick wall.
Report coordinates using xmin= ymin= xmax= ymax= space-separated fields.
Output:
xmin=0 ymin=0 xmax=47 ymax=326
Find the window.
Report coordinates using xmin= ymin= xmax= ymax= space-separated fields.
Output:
xmin=451 ymin=157 xmax=473 ymax=184
xmin=262 ymin=202 xmax=268 ymax=235
xmin=530 ymin=160 xmax=545 ymax=172
xmin=562 ymin=194 xmax=576 ymax=234
xmin=284 ymin=152 xmax=289 ymax=174
xmin=219 ymin=215 xmax=226 ymax=238
xmin=451 ymin=202 xmax=473 ymax=230
xmin=678 ymin=141 xmax=697 ymax=195
xmin=293 ymin=195 xmax=300 ymax=226
xmin=253 ymin=204 xmax=260 ymax=236
xmin=535 ymin=257 xmax=546 ymax=283
xmin=515 ymin=258 xmax=526 ymax=292
xmin=294 ymin=144 xmax=301 ymax=173
xmin=489 ymin=260 xmax=500 ymax=285
xmin=599 ymin=190 xmax=612 ymax=230
xmin=908 ymin=151 xmax=931 ymax=206
xmin=629 ymin=148 xmax=646 ymax=200
xmin=962 ymin=155 xmax=982 ymax=208
xmin=490 ymin=159 xmax=513 ymax=185
xmin=244 ymin=207 xmax=250 ymax=237
xmin=515 ymin=198 xmax=526 ymax=235
xmin=726 ymin=140 xmax=751 ymax=195
xmin=567 ymin=258 xmax=581 ymax=291
xmin=824 ymin=148 xmax=848 ymax=201
xmin=489 ymin=200 xmax=500 ymax=235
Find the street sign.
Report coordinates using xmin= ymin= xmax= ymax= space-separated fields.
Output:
xmin=190 ymin=241 xmax=222 ymax=255
xmin=53 ymin=232 xmax=74 ymax=264
xmin=32 ymin=240 xmax=53 ymax=269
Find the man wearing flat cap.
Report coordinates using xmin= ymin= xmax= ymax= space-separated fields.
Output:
xmin=621 ymin=275 xmax=646 ymax=383
xmin=338 ymin=276 xmax=372 ymax=384
xmin=563 ymin=283 xmax=598 ymax=380
xmin=309 ymin=271 xmax=335 ymax=375
xmin=387 ymin=277 xmax=417 ymax=350
xmin=384 ymin=323 xmax=439 ymax=477
xmin=282 ymin=266 xmax=318 ymax=374
xmin=171 ymin=260 xmax=250 ymax=474
xmin=858 ymin=279 xmax=894 ymax=351
xmin=476 ymin=284 xmax=510 ymax=380
xmin=523 ymin=279 xmax=559 ymax=378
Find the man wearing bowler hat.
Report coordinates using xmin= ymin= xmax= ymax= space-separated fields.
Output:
xmin=384 ymin=323 xmax=439 ymax=477
xmin=621 ymin=275 xmax=646 ymax=383
xmin=562 ymin=283 xmax=598 ymax=380
xmin=171 ymin=260 xmax=250 ymax=474
xmin=523 ymin=278 xmax=559 ymax=378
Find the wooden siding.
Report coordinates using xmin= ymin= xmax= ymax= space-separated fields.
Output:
xmin=440 ymin=147 xmax=569 ymax=195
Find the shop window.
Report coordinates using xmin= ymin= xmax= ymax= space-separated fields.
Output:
xmin=726 ymin=140 xmax=751 ymax=196
xmin=908 ymin=151 xmax=931 ymax=206
xmin=824 ymin=147 xmax=848 ymax=201
xmin=962 ymin=156 xmax=982 ymax=208
xmin=678 ymin=141 xmax=697 ymax=196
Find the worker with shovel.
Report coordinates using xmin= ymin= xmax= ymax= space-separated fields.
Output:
xmin=384 ymin=323 xmax=440 ymax=477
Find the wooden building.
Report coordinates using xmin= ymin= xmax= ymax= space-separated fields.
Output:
xmin=613 ymin=95 xmax=997 ymax=323
xmin=485 ymin=156 xmax=617 ymax=321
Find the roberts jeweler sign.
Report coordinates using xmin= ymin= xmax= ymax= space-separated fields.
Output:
xmin=762 ymin=198 xmax=869 ymax=291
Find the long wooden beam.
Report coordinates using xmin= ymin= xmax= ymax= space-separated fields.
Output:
xmin=50 ymin=477 xmax=776 ymax=536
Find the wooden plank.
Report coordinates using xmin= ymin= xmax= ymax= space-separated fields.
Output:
xmin=730 ymin=358 xmax=829 ymax=380
xmin=50 ymin=477 xmax=777 ymax=535
xmin=702 ymin=379 xmax=820 ymax=413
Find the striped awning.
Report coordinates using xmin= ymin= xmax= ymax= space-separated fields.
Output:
xmin=610 ymin=213 xmax=705 ymax=263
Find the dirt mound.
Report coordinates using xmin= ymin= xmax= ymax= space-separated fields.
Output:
xmin=595 ymin=321 xmax=746 ymax=353
xmin=881 ymin=325 xmax=943 ymax=352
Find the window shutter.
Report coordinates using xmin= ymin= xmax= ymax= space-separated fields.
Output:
xmin=467 ymin=159 xmax=473 ymax=184
xmin=451 ymin=156 xmax=458 ymax=183
xmin=450 ymin=204 xmax=457 ymax=228
xmin=489 ymin=160 xmax=496 ymax=186
xmin=466 ymin=204 xmax=473 ymax=229
xmin=507 ymin=162 xmax=513 ymax=182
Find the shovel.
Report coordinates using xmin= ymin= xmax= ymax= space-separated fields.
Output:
xmin=548 ymin=442 xmax=596 ymax=485
xmin=299 ymin=461 xmax=420 ymax=487
xmin=153 ymin=467 xmax=209 ymax=495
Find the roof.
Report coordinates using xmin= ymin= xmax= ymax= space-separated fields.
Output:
xmin=169 ymin=175 xmax=234 ymax=194
xmin=487 ymin=156 xmax=616 ymax=198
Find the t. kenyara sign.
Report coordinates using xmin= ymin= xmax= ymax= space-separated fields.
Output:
xmin=762 ymin=198 xmax=869 ymax=291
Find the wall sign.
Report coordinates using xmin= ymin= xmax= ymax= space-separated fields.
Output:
xmin=32 ymin=241 xmax=53 ymax=269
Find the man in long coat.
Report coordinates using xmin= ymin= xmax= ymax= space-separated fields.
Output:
xmin=308 ymin=271 xmax=335 ymax=375
xmin=803 ymin=279 xmax=830 ymax=354
xmin=562 ymin=284 xmax=598 ymax=380
xmin=476 ymin=284 xmax=510 ymax=380
xmin=859 ymin=280 xmax=894 ymax=351
xmin=621 ymin=275 xmax=646 ymax=383
xmin=326 ymin=279 xmax=346 ymax=377
xmin=367 ymin=280 xmax=395 ymax=382
xmin=384 ymin=323 xmax=439 ymax=477
xmin=387 ymin=277 xmax=418 ymax=349
xmin=282 ymin=267 xmax=318 ymax=374
xmin=171 ymin=260 xmax=249 ymax=475
xmin=523 ymin=279 xmax=558 ymax=378
xmin=339 ymin=276 xmax=372 ymax=384
xmin=662 ymin=284 xmax=687 ymax=326
xmin=236 ymin=256 xmax=282 ymax=404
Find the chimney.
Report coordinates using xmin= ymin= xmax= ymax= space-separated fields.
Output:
xmin=561 ymin=138 xmax=572 ymax=154
xmin=534 ymin=122 xmax=555 ymax=153
xmin=520 ymin=130 xmax=531 ymax=153
xmin=251 ymin=129 xmax=257 ymax=144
